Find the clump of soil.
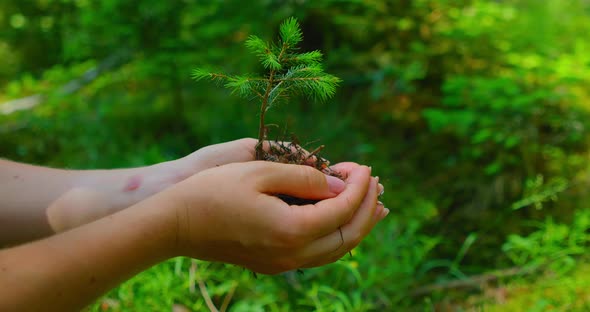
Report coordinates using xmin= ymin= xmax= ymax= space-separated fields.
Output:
xmin=257 ymin=137 xmax=343 ymax=205
xmin=253 ymin=135 xmax=352 ymax=262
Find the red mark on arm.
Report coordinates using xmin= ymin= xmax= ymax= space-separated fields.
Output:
xmin=123 ymin=175 xmax=142 ymax=192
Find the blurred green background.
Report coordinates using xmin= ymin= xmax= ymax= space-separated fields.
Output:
xmin=2 ymin=0 xmax=590 ymax=310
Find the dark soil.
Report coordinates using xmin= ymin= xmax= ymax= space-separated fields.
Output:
xmin=258 ymin=139 xmax=343 ymax=205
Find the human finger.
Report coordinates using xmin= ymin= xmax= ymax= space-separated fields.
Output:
xmin=298 ymin=176 xmax=382 ymax=268
xmin=285 ymin=165 xmax=371 ymax=241
xmin=327 ymin=162 xmax=363 ymax=180
xmin=255 ymin=162 xmax=346 ymax=199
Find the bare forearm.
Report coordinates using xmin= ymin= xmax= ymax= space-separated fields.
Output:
xmin=0 ymin=159 xmax=382 ymax=310
xmin=0 ymin=193 xmax=177 ymax=311
xmin=0 ymin=160 xmax=81 ymax=245
xmin=0 ymin=159 xmax=189 ymax=246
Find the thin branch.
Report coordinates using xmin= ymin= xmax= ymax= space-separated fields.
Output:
xmin=190 ymin=260 xmax=219 ymax=312
xmin=275 ymin=77 xmax=322 ymax=82
xmin=269 ymin=81 xmax=284 ymax=97
xmin=0 ymin=95 xmax=43 ymax=115
xmin=255 ymin=40 xmax=288 ymax=154
xmin=219 ymin=282 xmax=237 ymax=312
xmin=188 ymin=260 xmax=196 ymax=293
xmin=306 ymin=145 xmax=325 ymax=160
xmin=256 ymin=65 xmax=277 ymax=159
xmin=208 ymin=73 xmax=233 ymax=81
xmin=277 ymin=41 xmax=289 ymax=63
xmin=209 ymin=74 xmax=267 ymax=82
xmin=249 ymin=87 xmax=264 ymax=100
xmin=267 ymin=81 xmax=284 ymax=108
xmin=410 ymin=265 xmax=538 ymax=297
xmin=0 ymin=50 xmax=130 ymax=116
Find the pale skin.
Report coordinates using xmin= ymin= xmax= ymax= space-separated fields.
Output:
xmin=0 ymin=138 xmax=387 ymax=311
xmin=1 ymin=138 xmax=268 ymax=245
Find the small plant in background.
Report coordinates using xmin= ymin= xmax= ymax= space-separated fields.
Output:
xmin=502 ymin=209 xmax=590 ymax=274
xmin=192 ymin=17 xmax=342 ymax=174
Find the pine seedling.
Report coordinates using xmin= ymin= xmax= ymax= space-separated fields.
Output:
xmin=192 ymin=17 xmax=341 ymax=161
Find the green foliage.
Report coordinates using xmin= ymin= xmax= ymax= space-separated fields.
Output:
xmin=503 ymin=209 xmax=590 ymax=274
xmin=2 ymin=0 xmax=590 ymax=310
xmin=192 ymin=17 xmax=340 ymax=109
xmin=245 ymin=35 xmax=281 ymax=70
xmin=463 ymin=261 xmax=590 ymax=311
xmin=511 ymin=175 xmax=568 ymax=211
xmin=279 ymin=17 xmax=303 ymax=47
xmin=192 ymin=17 xmax=341 ymax=158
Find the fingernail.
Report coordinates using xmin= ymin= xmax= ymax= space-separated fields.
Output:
xmin=326 ymin=175 xmax=346 ymax=194
xmin=378 ymin=183 xmax=384 ymax=196
xmin=377 ymin=200 xmax=383 ymax=206
xmin=381 ymin=208 xmax=390 ymax=219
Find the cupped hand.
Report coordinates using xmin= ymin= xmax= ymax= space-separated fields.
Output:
xmin=162 ymin=161 xmax=387 ymax=274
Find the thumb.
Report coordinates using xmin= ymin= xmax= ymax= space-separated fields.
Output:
xmin=255 ymin=162 xmax=346 ymax=200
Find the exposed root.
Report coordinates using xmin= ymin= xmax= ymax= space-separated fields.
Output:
xmin=259 ymin=137 xmax=343 ymax=179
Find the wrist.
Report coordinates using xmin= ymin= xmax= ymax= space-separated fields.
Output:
xmin=116 ymin=163 xmax=197 ymax=256
xmin=126 ymin=190 xmax=184 ymax=260
xmin=153 ymin=174 xmax=210 ymax=259
xmin=81 ymin=162 xmax=191 ymax=208
xmin=48 ymin=163 xmax=195 ymax=234
xmin=142 ymin=160 xmax=192 ymax=195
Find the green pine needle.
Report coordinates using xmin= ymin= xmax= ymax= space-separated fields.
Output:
xmin=192 ymin=17 xmax=341 ymax=153
xmin=285 ymin=51 xmax=323 ymax=65
xmin=191 ymin=68 xmax=213 ymax=81
xmin=244 ymin=35 xmax=267 ymax=54
xmin=193 ymin=18 xmax=339 ymax=104
xmin=246 ymin=35 xmax=282 ymax=70
xmin=279 ymin=17 xmax=303 ymax=47
xmin=224 ymin=76 xmax=266 ymax=98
